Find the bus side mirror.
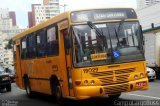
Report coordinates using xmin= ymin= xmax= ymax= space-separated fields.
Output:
xmin=140 ymin=25 xmax=144 ymax=45
xmin=64 ymin=36 xmax=71 ymax=49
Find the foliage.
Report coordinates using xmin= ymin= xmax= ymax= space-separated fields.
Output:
xmin=5 ymin=39 xmax=13 ymax=50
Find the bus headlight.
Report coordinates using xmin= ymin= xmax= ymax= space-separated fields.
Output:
xmin=140 ymin=73 xmax=144 ymax=78
xmin=134 ymin=75 xmax=138 ymax=80
xmin=84 ymin=80 xmax=88 ymax=85
xmin=90 ymin=80 xmax=95 ymax=85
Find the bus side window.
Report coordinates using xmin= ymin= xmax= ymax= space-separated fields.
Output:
xmin=46 ymin=25 xmax=59 ymax=56
xmin=36 ymin=29 xmax=47 ymax=57
xmin=13 ymin=42 xmax=16 ymax=61
xmin=28 ymin=33 xmax=36 ymax=58
xmin=21 ymin=37 xmax=27 ymax=59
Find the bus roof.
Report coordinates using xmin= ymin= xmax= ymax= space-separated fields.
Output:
xmin=69 ymin=7 xmax=134 ymax=12
xmin=12 ymin=7 xmax=135 ymax=41
xmin=12 ymin=12 xmax=70 ymax=41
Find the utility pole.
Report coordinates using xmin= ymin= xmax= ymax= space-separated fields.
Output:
xmin=60 ymin=4 xmax=67 ymax=12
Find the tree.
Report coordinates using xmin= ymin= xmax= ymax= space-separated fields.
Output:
xmin=5 ymin=39 xmax=13 ymax=50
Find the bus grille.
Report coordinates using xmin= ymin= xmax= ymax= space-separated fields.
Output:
xmin=103 ymin=83 xmax=129 ymax=94
xmin=90 ymin=68 xmax=135 ymax=94
xmin=91 ymin=70 xmax=113 ymax=77
xmin=115 ymin=68 xmax=135 ymax=74
xmin=91 ymin=68 xmax=135 ymax=77
xmin=99 ymin=74 xmax=130 ymax=86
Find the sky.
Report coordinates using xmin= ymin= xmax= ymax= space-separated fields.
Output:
xmin=0 ymin=0 xmax=137 ymax=28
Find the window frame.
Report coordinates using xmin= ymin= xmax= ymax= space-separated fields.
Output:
xmin=21 ymin=36 xmax=28 ymax=59
xmin=36 ymin=28 xmax=47 ymax=58
xmin=27 ymin=33 xmax=37 ymax=59
xmin=46 ymin=24 xmax=59 ymax=56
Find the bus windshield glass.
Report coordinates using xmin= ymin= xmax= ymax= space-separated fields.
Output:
xmin=72 ymin=21 xmax=144 ymax=67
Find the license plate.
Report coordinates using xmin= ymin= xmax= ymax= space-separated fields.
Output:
xmin=136 ymin=81 xmax=147 ymax=87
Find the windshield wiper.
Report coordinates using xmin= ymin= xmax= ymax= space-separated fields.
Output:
xmin=114 ymin=27 xmax=120 ymax=47
xmin=87 ymin=21 xmax=104 ymax=37
xmin=87 ymin=21 xmax=109 ymax=62
xmin=116 ymin=19 xmax=125 ymax=47
xmin=117 ymin=19 xmax=125 ymax=34
xmin=87 ymin=21 xmax=108 ymax=47
xmin=106 ymin=23 xmax=114 ymax=63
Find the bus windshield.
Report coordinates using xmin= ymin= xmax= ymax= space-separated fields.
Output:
xmin=72 ymin=21 xmax=144 ymax=67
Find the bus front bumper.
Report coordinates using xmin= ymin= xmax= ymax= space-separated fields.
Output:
xmin=74 ymin=78 xmax=148 ymax=100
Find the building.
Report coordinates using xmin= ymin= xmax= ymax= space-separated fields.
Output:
xmin=0 ymin=18 xmax=13 ymax=31
xmin=0 ymin=8 xmax=26 ymax=37
xmin=43 ymin=0 xmax=60 ymax=19
xmin=137 ymin=0 xmax=160 ymax=9
xmin=0 ymin=9 xmax=13 ymax=31
xmin=0 ymin=34 xmax=13 ymax=67
xmin=0 ymin=9 xmax=17 ymax=27
xmin=0 ymin=32 xmax=13 ymax=67
xmin=1 ymin=41 xmax=13 ymax=67
xmin=32 ymin=4 xmax=46 ymax=25
xmin=28 ymin=12 xmax=33 ymax=28
xmin=0 ymin=32 xmax=7 ymax=65
xmin=9 ymin=11 xmax=17 ymax=26
xmin=136 ymin=3 xmax=160 ymax=30
xmin=136 ymin=1 xmax=160 ymax=78
xmin=28 ymin=0 xmax=60 ymax=27
xmin=2 ymin=26 xmax=26 ymax=39
xmin=0 ymin=8 xmax=9 ymax=19
xmin=0 ymin=8 xmax=26 ymax=67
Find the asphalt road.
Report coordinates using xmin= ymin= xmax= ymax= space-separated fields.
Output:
xmin=0 ymin=80 xmax=160 ymax=106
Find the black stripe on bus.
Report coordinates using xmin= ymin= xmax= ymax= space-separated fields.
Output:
xmin=28 ymin=77 xmax=63 ymax=82
xmin=29 ymin=77 xmax=49 ymax=80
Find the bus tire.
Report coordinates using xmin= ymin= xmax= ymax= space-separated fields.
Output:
xmin=108 ymin=93 xmax=121 ymax=100
xmin=24 ymin=77 xmax=34 ymax=98
xmin=55 ymin=85 xmax=63 ymax=104
xmin=50 ymin=76 xmax=59 ymax=96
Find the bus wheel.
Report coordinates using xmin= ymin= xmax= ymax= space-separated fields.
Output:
xmin=108 ymin=93 xmax=121 ymax=100
xmin=55 ymin=85 xmax=63 ymax=103
xmin=24 ymin=77 xmax=34 ymax=98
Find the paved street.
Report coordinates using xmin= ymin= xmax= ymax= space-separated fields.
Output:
xmin=0 ymin=80 xmax=160 ymax=106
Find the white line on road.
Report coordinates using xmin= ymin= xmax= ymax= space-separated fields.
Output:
xmin=126 ymin=93 xmax=160 ymax=99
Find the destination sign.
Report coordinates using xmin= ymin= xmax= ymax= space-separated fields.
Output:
xmin=91 ymin=53 xmax=107 ymax=61
xmin=71 ymin=8 xmax=137 ymax=23
xmin=94 ymin=12 xmax=126 ymax=20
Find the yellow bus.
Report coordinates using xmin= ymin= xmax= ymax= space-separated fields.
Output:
xmin=13 ymin=8 xmax=148 ymax=102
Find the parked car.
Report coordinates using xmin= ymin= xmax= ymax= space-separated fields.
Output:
xmin=0 ymin=66 xmax=11 ymax=92
xmin=4 ymin=66 xmax=15 ymax=82
xmin=146 ymin=67 xmax=156 ymax=81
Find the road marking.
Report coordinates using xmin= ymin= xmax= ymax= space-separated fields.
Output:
xmin=126 ymin=93 xmax=160 ymax=99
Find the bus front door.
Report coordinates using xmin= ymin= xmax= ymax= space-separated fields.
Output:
xmin=63 ymin=29 xmax=74 ymax=97
xmin=15 ymin=45 xmax=23 ymax=89
xmin=59 ymin=28 xmax=74 ymax=97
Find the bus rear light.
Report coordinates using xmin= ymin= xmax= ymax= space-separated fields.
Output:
xmin=84 ymin=80 xmax=88 ymax=85
xmin=75 ymin=81 xmax=81 ymax=85
xmin=134 ymin=75 xmax=138 ymax=80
